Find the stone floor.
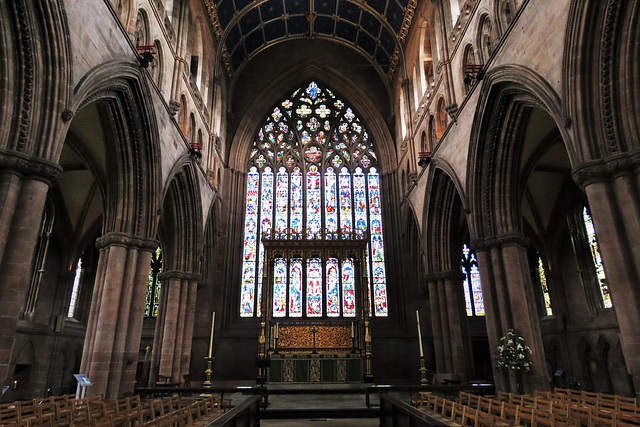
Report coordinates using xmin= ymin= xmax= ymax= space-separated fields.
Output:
xmin=258 ymin=384 xmax=381 ymax=426
xmin=261 ymin=418 xmax=378 ymax=426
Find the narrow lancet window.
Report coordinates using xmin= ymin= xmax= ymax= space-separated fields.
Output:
xmin=583 ymin=207 xmax=612 ymax=308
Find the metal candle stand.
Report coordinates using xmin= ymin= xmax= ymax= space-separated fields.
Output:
xmin=419 ymin=356 xmax=428 ymax=385
xmin=204 ymin=357 xmax=214 ymax=388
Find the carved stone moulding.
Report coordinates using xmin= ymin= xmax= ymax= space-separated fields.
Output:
xmin=0 ymin=148 xmax=62 ymax=185
xmin=95 ymin=231 xmax=159 ymax=251
xmin=469 ymin=233 xmax=530 ymax=252
xmin=571 ymin=150 xmax=640 ymax=188
xmin=158 ymin=270 xmax=202 ymax=282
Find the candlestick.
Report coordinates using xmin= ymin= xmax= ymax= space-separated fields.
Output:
xmin=416 ymin=310 xmax=424 ymax=357
xmin=208 ymin=311 xmax=215 ymax=358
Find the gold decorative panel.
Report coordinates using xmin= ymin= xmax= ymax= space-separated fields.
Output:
xmin=278 ymin=325 xmax=352 ymax=352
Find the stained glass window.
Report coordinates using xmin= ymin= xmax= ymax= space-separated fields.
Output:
xmin=145 ymin=247 xmax=163 ymax=317
xmin=461 ymin=244 xmax=485 ymax=316
xmin=583 ymin=207 xmax=612 ymax=308
xmin=326 ymin=258 xmax=340 ymax=317
xmin=307 ymin=258 xmax=323 ymax=317
xmin=290 ymin=259 xmax=303 ymax=317
xmin=240 ymin=81 xmax=389 ymax=318
xmin=538 ymin=257 xmax=553 ymax=316
xmin=67 ymin=258 xmax=83 ymax=318
xmin=342 ymin=258 xmax=356 ymax=317
xmin=273 ymin=258 xmax=288 ymax=317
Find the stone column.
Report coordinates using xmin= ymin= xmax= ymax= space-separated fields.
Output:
xmin=471 ymin=235 xmax=550 ymax=393
xmin=443 ymin=272 xmax=471 ymax=383
xmin=426 ymin=271 xmax=472 ymax=382
xmin=153 ymin=271 xmax=201 ymax=384
xmin=573 ymin=158 xmax=640 ymax=395
xmin=427 ymin=277 xmax=446 ymax=373
xmin=0 ymin=150 xmax=61 ymax=385
xmin=79 ymin=232 xmax=157 ymax=398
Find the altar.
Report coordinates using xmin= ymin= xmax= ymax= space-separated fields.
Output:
xmin=256 ymin=230 xmax=373 ymax=384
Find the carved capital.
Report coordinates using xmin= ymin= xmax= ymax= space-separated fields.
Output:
xmin=95 ymin=232 xmax=159 ymax=250
xmin=470 ymin=233 xmax=529 ymax=251
xmin=0 ymin=149 xmax=62 ymax=185
xmin=158 ymin=270 xmax=202 ymax=282
xmin=571 ymin=151 xmax=640 ymax=188
xmin=425 ymin=270 xmax=466 ymax=282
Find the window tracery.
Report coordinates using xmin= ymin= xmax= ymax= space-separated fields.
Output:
xmin=240 ymin=81 xmax=389 ymax=318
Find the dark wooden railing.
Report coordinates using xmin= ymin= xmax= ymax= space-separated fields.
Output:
xmin=379 ymin=394 xmax=448 ymax=426
xmin=205 ymin=395 xmax=260 ymax=427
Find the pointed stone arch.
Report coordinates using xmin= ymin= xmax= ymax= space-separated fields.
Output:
xmin=466 ymin=64 xmax=571 ymax=241
xmin=158 ymin=158 xmax=204 ymax=274
xmin=564 ymin=0 xmax=640 ymax=162
xmin=0 ymin=0 xmax=72 ymax=159
xmin=423 ymin=165 xmax=467 ymax=274
xmin=71 ymin=61 xmax=162 ymax=238
xmin=421 ymin=165 xmax=473 ymax=381
xmin=228 ymin=62 xmax=397 ymax=175
xmin=151 ymin=158 xmax=204 ymax=385
xmin=71 ymin=62 xmax=162 ymax=398
xmin=465 ymin=65 xmax=571 ymax=392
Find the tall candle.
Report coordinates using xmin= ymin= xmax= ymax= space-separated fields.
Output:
xmin=208 ymin=311 xmax=215 ymax=358
xmin=351 ymin=322 xmax=354 ymax=338
xmin=416 ymin=310 xmax=424 ymax=357
xmin=275 ymin=323 xmax=278 ymax=339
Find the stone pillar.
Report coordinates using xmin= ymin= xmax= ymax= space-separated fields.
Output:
xmin=426 ymin=272 xmax=472 ymax=382
xmin=79 ymin=232 xmax=157 ymax=398
xmin=153 ymin=271 xmax=201 ymax=384
xmin=0 ymin=150 xmax=61 ymax=385
xmin=573 ymin=159 xmax=640 ymax=395
xmin=427 ymin=277 xmax=446 ymax=373
xmin=443 ymin=272 xmax=471 ymax=383
xmin=471 ymin=235 xmax=550 ymax=393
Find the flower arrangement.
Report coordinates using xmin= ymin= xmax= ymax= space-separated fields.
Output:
xmin=495 ymin=328 xmax=533 ymax=373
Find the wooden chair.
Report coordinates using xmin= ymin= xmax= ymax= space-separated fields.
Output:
xmin=588 ymin=407 xmax=617 ymax=427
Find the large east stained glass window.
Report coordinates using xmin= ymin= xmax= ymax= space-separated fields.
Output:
xmin=461 ymin=244 xmax=485 ymax=316
xmin=240 ymin=81 xmax=389 ymax=318
xmin=582 ymin=207 xmax=612 ymax=309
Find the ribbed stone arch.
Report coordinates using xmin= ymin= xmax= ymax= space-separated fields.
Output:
xmin=466 ymin=65 xmax=571 ymax=242
xmin=0 ymin=0 xmax=72 ymax=160
xmin=159 ymin=158 xmax=205 ymax=274
xmin=564 ymin=0 xmax=640 ymax=162
xmin=423 ymin=166 xmax=466 ymax=274
xmin=71 ymin=62 xmax=162 ymax=238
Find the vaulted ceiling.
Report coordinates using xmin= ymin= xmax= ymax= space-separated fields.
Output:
xmin=204 ymin=0 xmax=417 ymax=80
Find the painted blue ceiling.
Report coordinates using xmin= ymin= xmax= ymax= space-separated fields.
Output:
xmin=205 ymin=0 xmax=415 ymax=79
